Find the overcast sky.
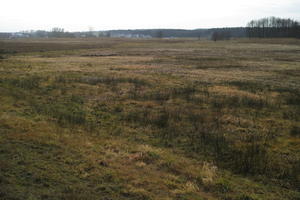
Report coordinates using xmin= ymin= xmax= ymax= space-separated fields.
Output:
xmin=1 ymin=0 xmax=300 ymax=32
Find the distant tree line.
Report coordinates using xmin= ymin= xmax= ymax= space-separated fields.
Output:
xmin=246 ymin=17 xmax=300 ymax=38
xmin=109 ymin=28 xmax=246 ymax=38
xmin=0 ymin=28 xmax=113 ymax=39
xmin=211 ymin=31 xmax=231 ymax=41
xmin=0 ymin=33 xmax=11 ymax=39
xmin=49 ymin=27 xmax=72 ymax=38
xmin=2 ymin=17 xmax=299 ymax=39
xmin=0 ymin=28 xmax=247 ymax=39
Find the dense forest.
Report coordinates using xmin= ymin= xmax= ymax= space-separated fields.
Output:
xmin=246 ymin=17 xmax=300 ymax=38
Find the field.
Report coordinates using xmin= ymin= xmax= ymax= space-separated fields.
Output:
xmin=0 ymin=38 xmax=300 ymax=200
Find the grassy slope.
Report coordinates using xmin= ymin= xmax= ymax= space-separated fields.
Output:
xmin=0 ymin=38 xmax=299 ymax=200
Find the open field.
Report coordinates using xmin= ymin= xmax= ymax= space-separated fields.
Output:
xmin=0 ymin=38 xmax=300 ymax=200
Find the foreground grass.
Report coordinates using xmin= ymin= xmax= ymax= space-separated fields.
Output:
xmin=0 ymin=38 xmax=299 ymax=200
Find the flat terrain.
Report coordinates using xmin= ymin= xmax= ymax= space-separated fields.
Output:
xmin=0 ymin=38 xmax=299 ymax=200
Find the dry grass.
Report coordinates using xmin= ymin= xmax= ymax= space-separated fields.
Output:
xmin=0 ymin=38 xmax=299 ymax=200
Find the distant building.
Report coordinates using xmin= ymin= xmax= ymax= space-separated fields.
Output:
xmin=9 ymin=32 xmax=30 ymax=39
